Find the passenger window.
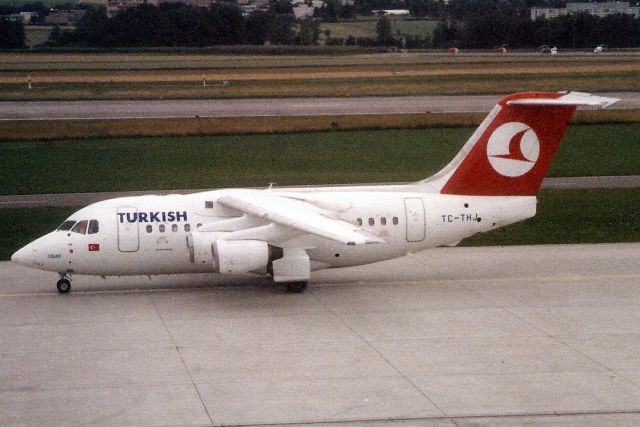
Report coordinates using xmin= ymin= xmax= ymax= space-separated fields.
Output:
xmin=172 ymin=224 xmax=178 ymax=232
xmin=381 ymin=217 xmax=387 ymax=226
xmin=392 ymin=217 xmax=399 ymax=225
xmin=146 ymin=225 xmax=152 ymax=233
xmin=197 ymin=223 xmax=202 ymax=229
xmin=205 ymin=201 xmax=214 ymax=208
xmin=159 ymin=224 xmax=166 ymax=233
xmin=356 ymin=218 xmax=362 ymax=226
xmin=58 ymin=220 xmax=76 ymax=231
xmin=368 ymin=218 xmax=374 ymax=226
xmin=88 ymin=220 xmax=99 ymax=234
xmin=184 ymin=224 xmax=191 ymax=232
xmin=71 ymin=220 xmax=88 ymax=234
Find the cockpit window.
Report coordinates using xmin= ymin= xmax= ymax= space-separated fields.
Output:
xmin=71 ymin=220 xmax=88 ymax=235
xmin=88 ymin=220 xmax=99 ymax=234
xmin=58 ymin=220 xmax=76 ymax=231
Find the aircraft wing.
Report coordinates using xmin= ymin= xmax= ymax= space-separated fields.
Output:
xmin=217 ymin=190 xmax=384 ymax=245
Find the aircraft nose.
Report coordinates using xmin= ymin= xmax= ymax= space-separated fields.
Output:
xmin=11 ymin=244 xmax=36 ymax=267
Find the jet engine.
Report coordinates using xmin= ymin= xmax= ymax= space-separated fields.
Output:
xmin=187 ymin=231 xmax=227 ymax=265
xmin=213 ymin=239 xmax=269 ymax=274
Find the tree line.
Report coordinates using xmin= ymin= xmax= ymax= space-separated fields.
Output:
xmin=0 ymin=1 xmax=92 ymax=24
xmin=2 ymin=0 xmax=640 ymax=50
xmin=435 ymin=0 xmax=640 ymax=49
xmin=46 ymin=3 xmax=301 ymax=47
xmin=0 ymin=17 xmax=26 ymax=49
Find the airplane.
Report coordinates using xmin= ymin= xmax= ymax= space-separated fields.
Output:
xmin=540 ymin=45 xmax=558 ymax=55
xmin=493 ymin=44 xmax=508 ymax=54
xmin=11 ymin=91 xmax=618 ymax=294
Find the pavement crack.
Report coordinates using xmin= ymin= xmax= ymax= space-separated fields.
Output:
xmin=151 ymin=296 xmax=214 ymax=426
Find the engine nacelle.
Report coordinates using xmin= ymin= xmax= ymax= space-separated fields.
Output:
xmin=213 ymin=239 xmax=269 ymax=274
xmin=187 ymin=231 xmax=228 ymax=265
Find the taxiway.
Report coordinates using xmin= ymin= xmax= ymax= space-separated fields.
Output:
xmin=1 ymin=176 xmax=638 ymax=208
xmin=1 ymin=92 xmax=639 ymax=121
xmin=2 ymin=243 xmax=640 ymax=425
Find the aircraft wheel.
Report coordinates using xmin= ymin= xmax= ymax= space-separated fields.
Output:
xmin=56 ymin=278 xmax=71 ymax=294
xmin=285 ymin=281 xmax=307 ymax=293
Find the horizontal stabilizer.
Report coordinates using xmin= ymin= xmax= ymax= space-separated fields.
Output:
xmin=507 ymin=92 xmax=619 ymax=108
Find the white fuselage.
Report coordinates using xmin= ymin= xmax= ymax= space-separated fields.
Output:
xmin=12 ymin=92 xmax=618 ymax=289
xmin=16 ymin=185 xmax=536 ymax=278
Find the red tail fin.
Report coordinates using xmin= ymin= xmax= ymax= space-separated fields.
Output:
xmin=425 ymin=92 xmax=617 ymax=196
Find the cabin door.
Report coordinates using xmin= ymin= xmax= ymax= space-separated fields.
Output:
xmin=117 ymin=206 xmax=139 ymax=252
xmin=404 ymin=198 xmax=426 ymax=242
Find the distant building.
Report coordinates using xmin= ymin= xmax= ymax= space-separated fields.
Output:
xmin=107 ymin=0 xmax=162 ymax=16
xmin=164 ymin=0 xmax=211 ymax=6
xmin=2 ymin=14 xmax=22 ymax=22
xmin=240 ymin=0 xmax=268 ymax=15
xmin=44 ymin=9 xmax=87 ymax=25
xmin=253 ymin=0 xmax=269 ymax=10
xmin=293 ymin=4 xmax=314 ymax=18
xmin=240 ymin=4 xmax=255 ymax=15
xmin=531 ymin=2 xmax=640 ymax=20
xmin=19 ymin=11 xmax=37 ymax=24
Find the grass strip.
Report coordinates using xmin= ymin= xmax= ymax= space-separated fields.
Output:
xmin=462 ymin=188 xmax=640 ymax=246
xmin=0 ymin=113 xmax=487 ymax=141
xmin=1 ymin=124 xmax=639 ymax=196
xmin=1 ymin=109 xmax=638 ymax=141
xmin=2 ymin=188 xmax=639 ymax=260
xmin=0 ymin=128 xmax=468 ymax=194
xmin=2 ymin=52 xmax=640 ymax=72
xmin=1 ymin=62 xmax=636 ymax=82
xmin=2 ymin=71 xmax=640 ymax=101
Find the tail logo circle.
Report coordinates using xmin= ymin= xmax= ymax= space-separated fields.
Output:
xmin=486 ymin=122 xmax=540 ymax=177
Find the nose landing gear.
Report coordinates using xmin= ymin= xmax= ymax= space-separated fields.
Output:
xmin=56 ymin=274 xmax=71 ymax=294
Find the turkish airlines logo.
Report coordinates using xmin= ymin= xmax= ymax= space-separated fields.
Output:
xmin=486 ymin=122 xmax=540 ymax=177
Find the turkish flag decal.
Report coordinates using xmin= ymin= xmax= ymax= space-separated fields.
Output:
xmin=88 ymin=244 xmax=100 ymax=252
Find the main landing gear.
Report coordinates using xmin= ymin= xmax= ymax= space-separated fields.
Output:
xmin=56 ymin=274 xmax=71 ymax=294
xmin=285 ymin=281 xmax=307 ymax=293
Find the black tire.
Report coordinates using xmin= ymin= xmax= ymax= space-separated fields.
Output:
xmin=285 ymin=281 xmax=307 ymax=293
xmin=56 ymin=278 xmax=71 ymax=294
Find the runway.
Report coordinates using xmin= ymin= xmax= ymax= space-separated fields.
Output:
xmin=1 ymin=92 xmax=639 ymax=121
xmin=2 ymin=243 xmax=640 ymax=425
